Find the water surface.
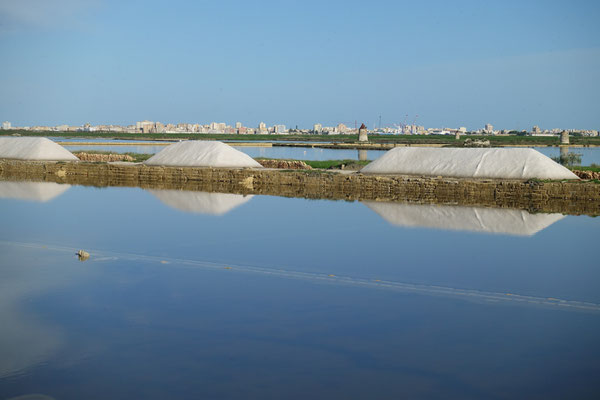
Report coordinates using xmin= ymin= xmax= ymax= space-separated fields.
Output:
xmin=1 ymin=182 xmax=599 ymax=399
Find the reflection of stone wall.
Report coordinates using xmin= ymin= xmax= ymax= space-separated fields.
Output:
xmin=1 ymin=160 xmax=599 ymax=215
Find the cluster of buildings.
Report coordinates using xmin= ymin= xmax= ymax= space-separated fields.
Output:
xmin=1 ymin=120 xmax=597 ymax=137
xmin=471 ymin=124 xmax=598 ymax=137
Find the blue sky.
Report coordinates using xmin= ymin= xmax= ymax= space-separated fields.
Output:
xmin=1 ymin=0 xmax=599 ymax=130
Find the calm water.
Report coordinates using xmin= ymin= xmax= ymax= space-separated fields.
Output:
xmin=1 ymin=181 xmax=599 ymax=399
xmin=61 ymin=141 xmax=600 ymax=165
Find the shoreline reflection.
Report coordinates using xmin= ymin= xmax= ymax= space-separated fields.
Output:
xmin=0 ymin=181 xmax=70 ymax=202
xmin=147 ymin=189 xmax=253 ymax=215
xmin=363 ymin=201 xmax=564 ymax=236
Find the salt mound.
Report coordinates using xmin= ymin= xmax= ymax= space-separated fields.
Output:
xmin=148 ymin=189 xmax=253 ymax=215
xmin=144 ymin=141 xmax=262 ymax=168
xmin=0 ymin=181 xmax=71 ymax=202
xmin=360 ymin=147 xmax=578 ymax=180
xmin=0 ymin=137 xmax=78 ymax=161
xmin=363 ymin=201 xmax=564 ymax=236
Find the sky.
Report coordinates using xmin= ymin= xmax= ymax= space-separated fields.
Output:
xmin=1 ymin=0 xmax=599 ymax=130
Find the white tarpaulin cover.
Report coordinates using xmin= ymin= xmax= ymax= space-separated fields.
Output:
xmin=363 ymin=201 xmax=564 ymax=236
xmin=0 ymin=137 xmax=78 ymax=161
xmin=0 ymin=181 xmax=71 ymax=202
xmin=148 ymin=189 xmax=254 ymax=215
xmin=360 ymin=147 xmax=578 ymax=180
xmin=144 ymin=141 xmax=263 ymax=168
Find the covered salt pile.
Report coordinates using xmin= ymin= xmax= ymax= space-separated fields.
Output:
xmin=363 ymin=201 xmax=564 ymax=236
xmin=144 ymin=141 xmax=262 ymax=168
xmin=360 ymin=147 xmax=578 ymax=180
xmin=0 ymin=181 xmax=71 ymax=202
xmin=0 ymin=137 xmax=78 ymax=161
xmin=148 ymin=190 xmax=254 ymax=215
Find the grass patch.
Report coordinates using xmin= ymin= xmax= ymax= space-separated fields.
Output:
xmin=569 ymin=164 xmax=600 ymax=172
xmin=303 ymin=159 xmax=370 ymax=169
xmin=255 ymin=157 xmax=371 ymax=170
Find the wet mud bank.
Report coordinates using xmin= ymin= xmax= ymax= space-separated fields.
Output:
xmin=1 ymin=160 xmax=599 ymax=215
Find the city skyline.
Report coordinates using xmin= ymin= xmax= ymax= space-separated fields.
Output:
xmin=3 ymin=118 xmax=598 ymax=137
xmin=1 ymin=1 xmax=599 ymax=129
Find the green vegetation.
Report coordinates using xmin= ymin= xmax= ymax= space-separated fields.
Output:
xmin=303 ymin=159 xmax=370 ymax=170
xmin=4 ymin=129 xmax=600 ymax=146
xmin=255 ymin=157 xmax=371 ymax=170
xmin=570 ymin=164 xmax=600 ymax=173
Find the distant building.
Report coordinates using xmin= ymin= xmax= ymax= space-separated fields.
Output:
xmin=336 ymin=123 xmax=348 ymax=133
xmin=313 ymin=123 xmax=322 ymax=133
xmin=235 ymin=122 xmax=242 ymax=129
xmin=209 ymin=122 xmax=227 ymax=132
xmin=258 ymin=122 xmax=267 ymax=134
xmin=274 ymin=124 xmax=287 ymax=134
xmin=532 ymin=125 xmax=541 ymax=134
xmin=136 ymin=120 xmax=154 ymax=133
xmin=2 ymin=121 xmax=12 ymax=129
xmin=358 ymin=123 xmax=368 ymax=142
xmin=484 ymin=123 xmax=494 ymax=134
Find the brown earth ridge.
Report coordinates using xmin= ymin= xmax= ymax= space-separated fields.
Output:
xmin=1 ymin=159 xmax=599 ymax=216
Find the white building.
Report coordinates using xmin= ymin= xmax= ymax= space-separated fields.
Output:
xmin=258 ymin=122 xmax=267 ymax=134
xmin=484 ymin=123 xmax=494 ymax=134
xmin=2 ymin=121 xmax=11 ymax=130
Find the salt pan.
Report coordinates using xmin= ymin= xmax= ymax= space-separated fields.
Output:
xmin=0 ymin=137 xmax=78 ymax=161
xmin=144 ymin=141 xmax=262 ymax=168
xmin=360 ymin=147 xmax=578 ymax=180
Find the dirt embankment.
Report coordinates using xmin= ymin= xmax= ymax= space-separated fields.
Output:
xmin=74 ymin=152 xmax=134 ymax=162
xmin=572 ymin=170 xmax=600 ymax=180
xmin=256 ymin=159 xmax=312 ymax=169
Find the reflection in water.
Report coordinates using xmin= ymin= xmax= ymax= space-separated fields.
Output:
xmin=147 ymin=189 xmax=253 ymax=215
xmin=0 ymin=242 xmax=93 ymax=379
xmin=363 ymin=201 xmax=564 ymax=236
xmin=0 ymin=181 xmax=70 ymax=202
xmin=358 ymin=149 xmax=368 ymax=161
xmin=0 ymin=259 xmax=63 ymax=378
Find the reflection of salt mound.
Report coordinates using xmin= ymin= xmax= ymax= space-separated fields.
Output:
xmin=148 ymin=189 xmax=253 ymax=215
xmin=360 ymin=148 xmax=578 ymax=180
xmin=0 ymin=181 xmax=71 ymax=202
xmin=0 ymin=137 xmax=78 ymax=161
xmin=363 ymin=201 xmax=565 ymax=236
xmin=144 ymin=141 xmax=263 ymax=168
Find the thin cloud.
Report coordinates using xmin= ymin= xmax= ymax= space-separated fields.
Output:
xmin=0 ymin=0 xmax=99 ymax=32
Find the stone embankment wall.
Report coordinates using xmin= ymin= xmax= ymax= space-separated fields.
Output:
xmin=1 ymin=160 xmax=599 ymax=215
xmin=256 ymin=159 xmax=312 ymax=169
xmin=573 ymin=170 xmax=600 ymax=180
xmin=74 ymin=152 xmax=134 ymax=162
